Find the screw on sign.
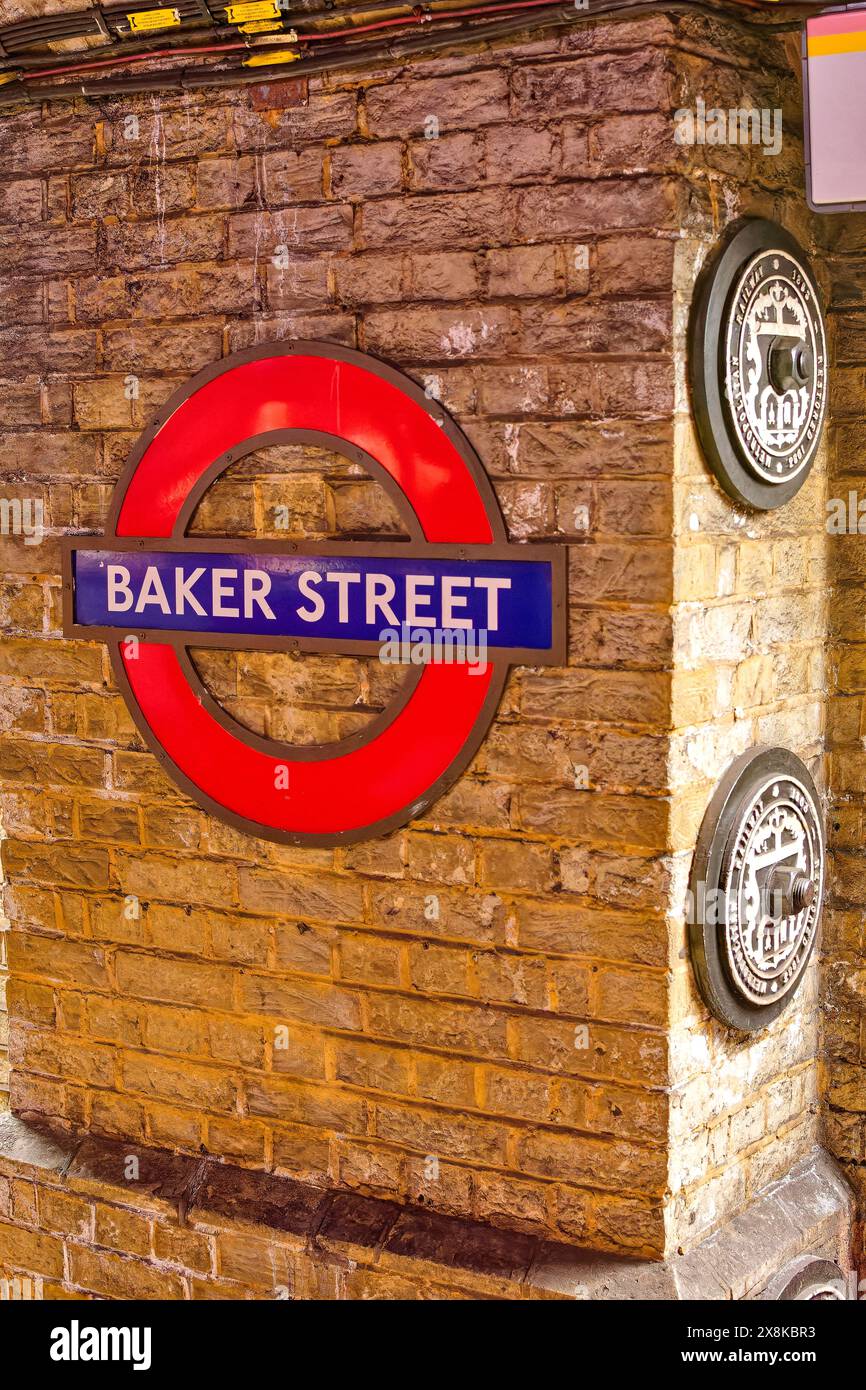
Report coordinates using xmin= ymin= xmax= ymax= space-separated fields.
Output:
xmin=63 ymin=343 xmax=566 ymax=846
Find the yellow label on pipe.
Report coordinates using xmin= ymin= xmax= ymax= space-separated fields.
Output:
xmin=239 ymin=19 xmax=282 ymax=32
xmin=243 ymin=48 xmax=300 ymax=66
xmin=248 ymin=29 xmax=297 ymax=42
xmin=127 ymin=8 xmax=181 ymax=31
xmin=226 ymin=1 xmax=281 ymax=21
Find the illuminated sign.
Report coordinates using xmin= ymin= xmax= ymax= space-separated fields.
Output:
xmin=63 ymin=344 xmax=565 ymax=846
xmin=804 ymin=6 xmax=866 ymax=211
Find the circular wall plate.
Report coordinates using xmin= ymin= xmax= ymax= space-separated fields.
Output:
xmin=689 ymin=746 xmax=825 ymax=1032
xmin=762 ymin=1257 xmax=848 ymax=1302
xmin=689 ymin=219 xmax=828 ymax=510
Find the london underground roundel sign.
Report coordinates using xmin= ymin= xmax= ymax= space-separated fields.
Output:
xmin=63 ymin=343 xmax=566 ymax=846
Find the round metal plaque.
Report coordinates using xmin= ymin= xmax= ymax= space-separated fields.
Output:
xmin=771 ymin=1259 xmax=847 ymax=1302
xmin=690 ymin=219 xmax=827 ymax=510
xmin=689 ymin=747 xmax=825 ymax=1032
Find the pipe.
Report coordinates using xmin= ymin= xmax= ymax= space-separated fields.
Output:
xmin=9 ymin=23 xmax=241 ymax=67
xmin=25 ymin=42 xmax=250 ymax=79
xmin=0 ymin=0 xmax=824 ymax=106
xmin=0 ymin=0 xmax=825 ymax=57
xmin=0 ymin=4 xmax=579 ymax=102
xmin=7 ymin=0 xmax=575 ymax=83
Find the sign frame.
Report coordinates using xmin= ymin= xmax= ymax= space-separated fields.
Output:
xmin=63 ymin=535 xmax=565 ymax=668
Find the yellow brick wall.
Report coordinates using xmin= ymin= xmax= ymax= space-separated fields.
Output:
xmin=0 ymin=15 xmax=681 ymax=1260
xmin=664 ymin=20 xmax=830 ymax=1249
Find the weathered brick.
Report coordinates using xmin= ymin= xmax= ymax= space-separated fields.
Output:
xmin=0 ymin=1220 xmax=65 ymax=1277
xmin=196 ymin=154 xmax=258 ymax=210
xmin=0 ymin=178 xmax=43 ymax=222
xmin=121 ymin=1053 xmax=236 ymax=1113
xmin=228 ymin=206 xmax=351 ymax=257
xmin=104 ymin=214 xmax=226 ymax=269
xmin=237 ymin=867 xmax=363 ymax=922
xmin=0 ymin=110 xmax=96 ymax=174
xmin=365 ymin=306 xmax=510 ymax=361
xmin=103 ymin=324 xmax=224 ymax=374
xmin=69 ymin=1244 xmax=185 ymax=1300
xmin=266 ymin=256 xmax=330 ymax=311
xmin=115 ymin=952 xmax=234 ymax=1010
xmin=365 ymin=71 xmax=509 ymax=138
xmin=511 ymin=52 xmax=672 ymax=119
xmin=362 ymin=189 xmax=516 ymax=250
xmin=231 ymin=90 xmax=355 ymax=148
xmin=330 ymin=142 xmax=402 ymax=199
xmin=365 ymin=994 xmax=509 ymax=1058
xmin=486 ymin=244 xmax=557 ymax=299
xmin=408 ymin=132 xmax=483 ymax=191
xmin=239 ymin=974 xmax=360 ymax=1030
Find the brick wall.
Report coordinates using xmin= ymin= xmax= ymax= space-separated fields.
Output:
xmin=664 ymin=17 xmax=830 ymax=1251
xmin=0 ymin=14 xmax=682 ymax=1262
xmin=0 ymin=1116 xmax=852 ymax=1301
xmin=662 ymin=12 xmax=864 ymax=1265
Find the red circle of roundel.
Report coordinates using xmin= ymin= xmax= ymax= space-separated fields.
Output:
xmin=106 ymin=342 xmax=510 ymax=846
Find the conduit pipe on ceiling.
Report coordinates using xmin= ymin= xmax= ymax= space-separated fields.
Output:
xmin=0 ymin=0 xmax=817 ymax=106
xmin=0 ymin=3 xmax=583 ymax=102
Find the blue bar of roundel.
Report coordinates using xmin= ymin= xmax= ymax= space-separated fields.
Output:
xmin=72 ymin=549 xmax=554 ymax=651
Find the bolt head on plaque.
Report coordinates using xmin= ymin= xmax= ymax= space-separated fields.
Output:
xmin=690 ymin=219 xmax=828 ymax=510
xmin=689 ymin=746 xmax=825 ymax=1033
